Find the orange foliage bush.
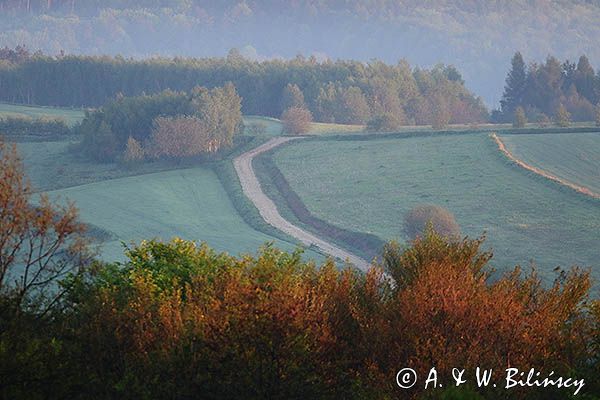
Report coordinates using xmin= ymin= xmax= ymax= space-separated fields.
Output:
xmin=281 ymin=106 xmax=313 ymax=135
xmin=65 ymin=231 xmax=596 ymax=399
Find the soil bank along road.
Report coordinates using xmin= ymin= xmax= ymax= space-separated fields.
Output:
xmin=234 ymin=136 xmax=370 ymax=271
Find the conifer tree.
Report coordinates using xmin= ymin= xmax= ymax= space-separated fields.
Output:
xmin=500 ymin=52 xmax=527 ymax=118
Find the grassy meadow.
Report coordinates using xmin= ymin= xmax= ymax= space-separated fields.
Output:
xmin=7 ymin=105 xmax=322 ymax=262
xmin=0 ymin=102 xmax=85 ymax=126
xmin=500 ymin=132 xmax=600 ymax=196
xmin=45 ymin=168 xmax=319 ymax=261
xmin=244 ymin=115 xmax=365 ymax=136
xmin=7 ymin=101 xmax=600 ymax=276
xmin=242 ymin=116 xmax=284 ymax=136
xmin=271 ymin=132 xmax=600 ymax=284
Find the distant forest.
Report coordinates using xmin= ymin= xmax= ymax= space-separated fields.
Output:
xmin=497 ymin=52 xmax=600 ymax=123
xmin=0 ymin=48 xmax=488 ymax=126
xmin=1 ymin=1 xmax=600 ymax=105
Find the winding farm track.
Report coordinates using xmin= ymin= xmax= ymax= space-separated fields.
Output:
xmin=233 ymin=136 xmax=371 ymax=271
xmin=491 ymin=133 xmax=600 ymax=200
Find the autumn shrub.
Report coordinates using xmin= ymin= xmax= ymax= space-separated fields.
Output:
xmin=0 ymin=139 xmax=92 ymax=399
xmin=65 ymin=240 xmax=357 ymax=399
xmin=44 ymin=232 xmax=594 ymax=399
xmin=122 ymin=136 xmax=145 ymax=165
xmin=281 ymin=106 xmax=313 ymax=135
xmin=404 ymin=204 xmax=461 ymax=240
xmin=513 ymin=106 xmax=527 ymax=128
xmin=364 ymin=229 xmax=593 ymax=398
xmin=555 ymin=103 xmax=572 ymax=127
xmin=0 ymin=146 xmax=598 ymax=400
xmin=149 ymin=115 xmax=212 ymax=159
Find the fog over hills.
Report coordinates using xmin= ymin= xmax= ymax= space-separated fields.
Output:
xmin=2 ymin=0 xmax=600 ymax=106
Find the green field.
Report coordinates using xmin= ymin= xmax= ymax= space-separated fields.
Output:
xmin=309 ymin=121 xmax=365 ymax=135
xmin=9 ymin=109 xmax=323 ymax=262
xmin=500 ymin=132 xmax=600 ymax=196
xmin=45 ymin=168 xmax=321 ymax=261
xmin=271 ymin=133 xmax=600 ymax=283
xmin=16 ymin=140 xmax=207 ymax=192
xmin=243 ymin=116 xmax=366 ymax=136
xmin=15 ymin=116 xmax=279 ymax=192
xmin=243 ymin=116 xmax=284 ymax=136
xmin=0 ymin=103 xmax=85 ymax=126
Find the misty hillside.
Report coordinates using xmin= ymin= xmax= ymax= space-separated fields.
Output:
xmin=1 ymin=1 xmax=600 ymax=106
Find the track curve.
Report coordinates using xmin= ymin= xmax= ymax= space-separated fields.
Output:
xmin=233 ymin=136 xmax=370 ymax=271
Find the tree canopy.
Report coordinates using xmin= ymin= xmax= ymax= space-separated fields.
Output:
xmin=0 ymin=51 xmax=488 ymax=127
xmin=497 ymin=53 xmax=600 ymax=123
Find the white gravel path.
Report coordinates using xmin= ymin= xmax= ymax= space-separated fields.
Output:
xmin=233 ymin=136 xmax=370 ymax=271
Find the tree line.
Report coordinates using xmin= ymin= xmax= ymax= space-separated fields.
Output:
xmin=2 ymin=1 xmax=600 ymax=105
xmin=497 ymin=52 xmax=600 ymax=124
xmin=1 ymin=139 xmax=599 ymax=399
xmin=76 ymin=83 xmax=242 ymax=162
xmin=0 ymin=50 xmax=489 ymax=128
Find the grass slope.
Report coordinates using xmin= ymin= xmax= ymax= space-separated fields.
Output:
xmin=16 ymin=140 xmax=212 ymax=192
xmin=253 ymin=149 xmax=385 ymax=261
xmin=271 ymin=133 xmax=600 ymax=283
xmin=0 ymin=103 xmax=84 ymax=126
xmin=12 ymin=117 xmax=321 ymax=262
xmin=243 ymin=116 xmax=284 ymax=136
xmin=499 ymin=132 xmax=600 ymax=196
xmin=46 ymin=168 xmax=322 ymax=262
xmin=243 ymin=115 xmax=365 ymax=136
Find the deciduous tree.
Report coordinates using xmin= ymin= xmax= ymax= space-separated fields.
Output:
xmin=555 ymin=103 xmax=571 ymax=127
xmin=513 ymin=106 xmax=527 ymax=128
xmin=0 ymin=139 xmax=90 ymax=313
xmin=281 ymin=106 xmax=312 ymax=135
xmin=149 ymin=116 xmax=211 ymax=159
xmin=122 ymin=136 xmax=145 ymax=165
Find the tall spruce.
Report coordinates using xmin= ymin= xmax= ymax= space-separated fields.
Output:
xmin=575 ymin=55 xmax=597 ymax=104
xmin=500 ymin=52 xmax=527 ymax=119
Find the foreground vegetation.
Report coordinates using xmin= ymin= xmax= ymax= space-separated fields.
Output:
xmin=2 ymin=138 xmax=599 ymax=399
xmin=4 ymin=234 xmax=600 ymax=399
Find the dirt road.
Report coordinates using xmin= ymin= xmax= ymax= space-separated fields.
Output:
xmin=233 ymin=136 xmax=371 ymax=271
xmin=491 ymin=133 xmax=600 ymax=199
